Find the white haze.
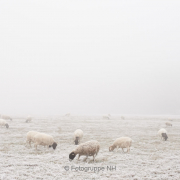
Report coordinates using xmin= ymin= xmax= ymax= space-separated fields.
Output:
xmin=0 ymin=0 xmax=180 ymax=116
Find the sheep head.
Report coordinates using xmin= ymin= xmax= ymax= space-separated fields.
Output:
xmin=5 ymin=124 xmax=9 ymax=129
xmin=75 ymin=137 xmax=79 ymax=145
xmin=162 ymin=133 xmax=168 ymax=141
xmin=109 ymin=145 xmax=115 ymax=152
xmin=69 ymin=152 xmax=76 ymax=161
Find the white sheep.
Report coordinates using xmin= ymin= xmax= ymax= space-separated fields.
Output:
xmin=26 ymin=116 xmax=32 ymax=123
xmin=102 ymin=115 xmax=110 ymax=120
xmin=165 ymin=122 xmax=172 ymax=126
xmin=33 ymin=133 xmax=57 ymax=150
xmin=74 ymin=129 xmax=83 ymax=145
xmin=0 ymin=114 xmax=12 ymax=121
xmin=158 ymin=128 xmax=168 ymax=141
xmin=69 ymin=140 xmax=100 ymax=162
xmin=109 ymin=137 xmax=132 ymax=153
xmin=26 ymin=131 xmax=40 ymax=147
xmin=65 ymin=113 xmax=71 ymax=117
xmin=0 ymin=119 xmax=9 ymax=129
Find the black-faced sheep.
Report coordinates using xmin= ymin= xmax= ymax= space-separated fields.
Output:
xmin=33 ymin=133 xmax=57 ymax=150
xmin=74 ymin=129 xmax=83 ymax=145
xmin=69 ymin=140 xmax=100 ymax=162
xmin=0 ymin=119 xmax=9 ymax=128
xmin=0 ymin=115 xmax=12 ymax=121
xmin=26 ymin=116 xmax=32 ymax=123
xmin=158 ymin=128 xmax=168 ymax=141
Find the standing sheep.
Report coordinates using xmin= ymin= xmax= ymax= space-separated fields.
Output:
xmin=109 ymin=137 xmax=132 ymax=153
xmin=26 ymin=116 xmax=32 ymax=123
xmin=26 ymin=131 xmax=40 ymax=147
xmin=0 ymin=115 xmax=12 ymax=121
xmin=33 ymin=133 xmax=57 ymax=150
xmin=74 ymin=129 xmax=83 ymax=145
xmin=165 ymin=122 xmax=172 ymax=127
xmin=158 ymin=128 xmax=168 ymax=141
xmin=102 ymin=115 xmax=110 ymax=120
xmin=69 ymin=140 xmax=100 ymax=162
xmin=0 ymin=119 xmax=9 ymax=129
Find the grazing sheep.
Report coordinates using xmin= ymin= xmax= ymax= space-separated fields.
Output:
xmin=109 ymin=137 xmax=132 ymax=153
xmin=33 ymin=133 xmax=57 ymax=150
xmin=158 ymin=128 xmax=168 ymax=141
xmin=26 ymin=131 xmax=40 ymax=147
xmin=26 ymin=116 xmax=32 ymax=123
xmin=65 ymin=113 xmax=71 ymax=117
xmin=74 ymin=129 xmax=83 ymax=145
xmin=69 ymin=140 xmax=100 ymax=162
xmin=103 ymin=115 xmax=110 ymax=120
xmin=0 ymin=115 xmax=12 ymax=121
xmin=0 ymin=119 xmax=9 ymax=129
xmin=165 ymin=122 xmax=172 ymax=126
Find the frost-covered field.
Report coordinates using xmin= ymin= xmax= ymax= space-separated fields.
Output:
xmin=1 ymin=116 xmax=180 ymax=180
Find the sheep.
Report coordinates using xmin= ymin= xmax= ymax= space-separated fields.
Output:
xmin=102 ymin=115 xmax=110 ymax=120
xmin=0 ymin=119 xmax=9 ymax=129
xmin=0 ymin=114 xmax=12 ymax=121
xmin=26 ymin=116 xmax=32 ymax=123
xmin=74 ymin=129 xmax=83 ymax=145
xmin=26 ymin=131 xmax=40 ymax=147
xmin=65 ymin=113 xmax=71 ymax=117
xmin=109 ymin=137 xmax=132 ymax=153
xmin=69 ymin=140 xmax=100 ymax=162
xmin=165 ymin=122 xmax=172 ymax=126
xmin=33 ymin=133 xmax=57 ymax=150
xmin=158 ymin=128 xmax=168 ymax=141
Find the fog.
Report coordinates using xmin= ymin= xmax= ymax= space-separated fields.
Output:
xmin=0 ymin=0 xmax=180 ymax=116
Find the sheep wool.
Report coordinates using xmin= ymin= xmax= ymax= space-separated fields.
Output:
xmin=69 ymin=140 xmax=100 ymax=161
xmin=26 ymin=131 xmax=40 ymax=147
xmin=0 ymin=119 xmax=9 ymax=128
xmin=165 ymin=122 xmax=172 ymax=126
xmin=74 ymin=129 xmax=83 ymax=145
xmin=0 ymin=115 xmax=12 ymax=121
xmin=109 ymin=137 xmax=132 ymax=153
xmin=158 ymin=128 xmax=168 ymax=141
xmin=26 ymin=116 xmax=32 ymax=123
xmin=33 ymin=133 xmax=57 ymax=150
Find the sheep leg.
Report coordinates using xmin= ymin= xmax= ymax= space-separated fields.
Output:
xmin=116 ymin=146 xmax=119 ymax=152
xmin=29 ymin=141 xmax=32 ymax=147
xmin=93 ymin=155 xmax=95 ymax=162
xmin=78 ymin=155 xmax=81 ymax=160
xmin=127 ymin=147 xmax=130 ymax=153
xmin=85 ymin=156 xmax=88 ymax=161
xmin=122 ymin=148 xmax=125 ymax=153
xmin=34 ymin=143 xmax=38 ymax=150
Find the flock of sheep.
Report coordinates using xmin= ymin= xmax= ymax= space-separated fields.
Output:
xmin=0 ymin=114 xmax=173 ymax=163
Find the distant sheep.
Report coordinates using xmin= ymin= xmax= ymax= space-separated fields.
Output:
xmin=158 ymin=128 xmax=168 ymax=141
xmin=26 ymin=131 xmax=40 ymax=147
xmin=103 ymin=115 xmax=110 ymax=120
xmin=0 ymin=119 xmax=9 ymax=129
xmin=0 ymin=115 xmax=12 ymax=121
xmin=109 ymin=137 xmax=132 ymax=153
xmin=26 ymin=116 xmax=32 ymax=123
xmin=165 ymin=122 xmax=172 ymax=126
xmin=33 ymin=133 xmax=57 ymax=150
xmin=69 ymin=140 xmax=100 ymax=162
xmin=65 ymin=113 xmax=71 ymax=117
xmin=74 ymin=129 xmax=83 ymax=145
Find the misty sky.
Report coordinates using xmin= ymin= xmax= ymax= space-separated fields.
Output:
xmin=0 ymin=0 xmax=180 ymax=116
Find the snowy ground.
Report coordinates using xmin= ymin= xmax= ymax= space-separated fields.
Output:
xmin=1 ymin=116 xmax=180 ymax=180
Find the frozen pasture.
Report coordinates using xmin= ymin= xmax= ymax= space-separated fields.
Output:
xmin=0 ymin=115 xmax=180 ymax=180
